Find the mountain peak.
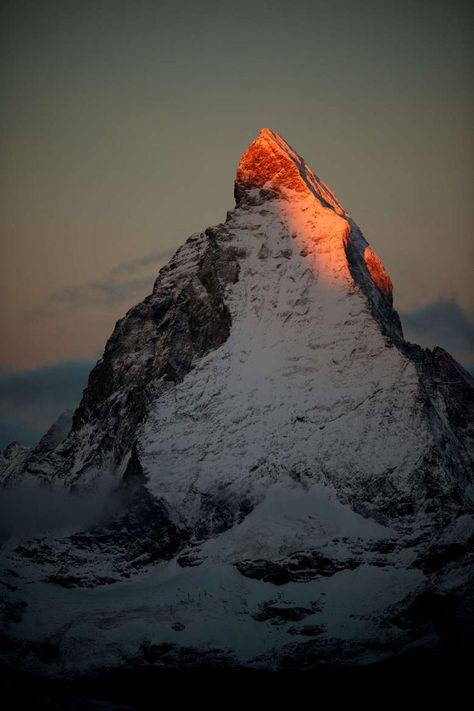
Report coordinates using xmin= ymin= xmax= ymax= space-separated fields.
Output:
xmin=234 ymin=128 xmax=400 ymax=336
xmin=3 ymin=129 xmax=473 ymax=676
xmin=235 ymin=128 xmax=347 ymax=215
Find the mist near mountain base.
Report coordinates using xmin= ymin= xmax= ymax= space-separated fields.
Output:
xmin=0 ymin=482 xmax=122 ymax=541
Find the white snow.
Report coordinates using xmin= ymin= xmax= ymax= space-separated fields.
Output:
xmin=141 ymin=190 xmax=431 ymax=528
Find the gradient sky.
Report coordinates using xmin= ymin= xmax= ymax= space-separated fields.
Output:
xmin=0 ymin=0 xmax=473 ymax=446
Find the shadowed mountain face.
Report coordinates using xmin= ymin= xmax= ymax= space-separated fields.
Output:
xmin=1 ymin=130 xmax=473 ymax=677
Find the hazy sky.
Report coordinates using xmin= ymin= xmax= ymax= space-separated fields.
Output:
xmin=0 ymin=0 xmax=473 ymax=445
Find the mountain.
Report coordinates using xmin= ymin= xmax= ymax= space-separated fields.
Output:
xmin=1 ymin=129 xmax=473 ymax=682
xmin=0 ymin=442 xmax=30 ymax=485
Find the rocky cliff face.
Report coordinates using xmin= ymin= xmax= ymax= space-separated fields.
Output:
xmin=1 ymin=129 xmax=473 ymax=675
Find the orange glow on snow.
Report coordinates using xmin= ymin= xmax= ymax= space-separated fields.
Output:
xmin=237 ymin=130 xmax=306 ymax=194
xmin=237 ymin=129 xmax=346 ymax=215
xmin=279 ymin=197 xmax=352 ymax=288
xmin=236 ymin=128 xmax=393 ymax=297
xmin=363 ymin=246 xmax=393 ymax=296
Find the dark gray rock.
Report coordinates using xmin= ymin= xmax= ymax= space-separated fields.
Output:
xmin=236 ymin=550 xmax=360 ymax=585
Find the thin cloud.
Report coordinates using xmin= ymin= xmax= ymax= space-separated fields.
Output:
xmin=110 ymin=248 xmax=175 ymax=277
xmin=400 ymin=298 xmax=474 ymax=367
xmin=44 ymin=275 xmax=155 ymax=310
xmin=12 ymin=248 xmax=177 ymax=445
xmin=29 ymin=248 xmax=175 ymax=318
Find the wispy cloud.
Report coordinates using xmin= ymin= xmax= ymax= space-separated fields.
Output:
xmin=10 ymin=248 xmax=176 ymax=445
xmin=400 ymin=298 xmax=474 ymax=368
xmin=110 ymin=248 xmax=175 ymax=278
xmin=41 ymin=275 xmax=156 ymax=311
xmin=29 ymin=248 xmax=175 ymax=318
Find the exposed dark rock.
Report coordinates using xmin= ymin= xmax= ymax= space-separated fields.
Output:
xmin=287 ymin=625 xmax=326 ymax=637
xmin=391 ymin=591 xmax=461 ymax=630
xmin=412 ymin=537 xmax=474 ymax=573
xmin=344 ymin=218 xmax=403 ymax=344
xmin=237 ymin=560 xmax=292 ymax=586
xmin=45 ymin=574 xmax=118 ymax=589
xmin=253 ymin=602 xmax=318 ymax=624
xmin=131 ymin=640 xmax=235 ymax=668
xmin=193 ymin=490 xmax=255 ymax=540
xmin=35 ymin=412 xmax=73 ymax=454
xmin=69 ymin=491 xmax=187 ymax=571
xmin=13 ymin=447 xmax=191 ymax=583
xmin=67 ymin=446 xmax=189 ymax=572
xmin=236 ymin=550 xmax=360 ymax=585
xmin=0 ymin=595 xmax=26 ymax=624
xmin=28 ymin=640 xmax=60 ymax=663
xmin=176 ymin=554 xmax=205 ymax=568
xmin=2 ymin=443 xmax=26 ymax=461
xmin=367 ymin=539 xmax=400 ymax=554
xmin=15 ymin=541 xmax=56 ymax=564
xmin=172 ymin=622 xmax=185 ymax=632
xmin=276 ymin=635 xmax=409 ymax=671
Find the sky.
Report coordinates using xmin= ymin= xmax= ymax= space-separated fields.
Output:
xmin=0 ymin=0 xmax=473 ymax=447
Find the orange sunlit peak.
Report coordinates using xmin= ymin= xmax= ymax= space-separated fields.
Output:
xmin=235 ymin=128 xmax=347 ymax=216
xmin=235 ymin=130 xmax=395 ymax=300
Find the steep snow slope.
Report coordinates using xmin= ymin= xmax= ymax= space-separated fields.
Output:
xmin=141 ymin=189 xmax=438 ymax=529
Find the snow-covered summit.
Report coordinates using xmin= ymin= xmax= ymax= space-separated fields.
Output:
xmin=236 ymin=128 xmax=347 ymax=215
xmin=237 ymin=129 xmax=394 ymax=323
xmin=4 ymin=128 xmax=472 ymax=515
